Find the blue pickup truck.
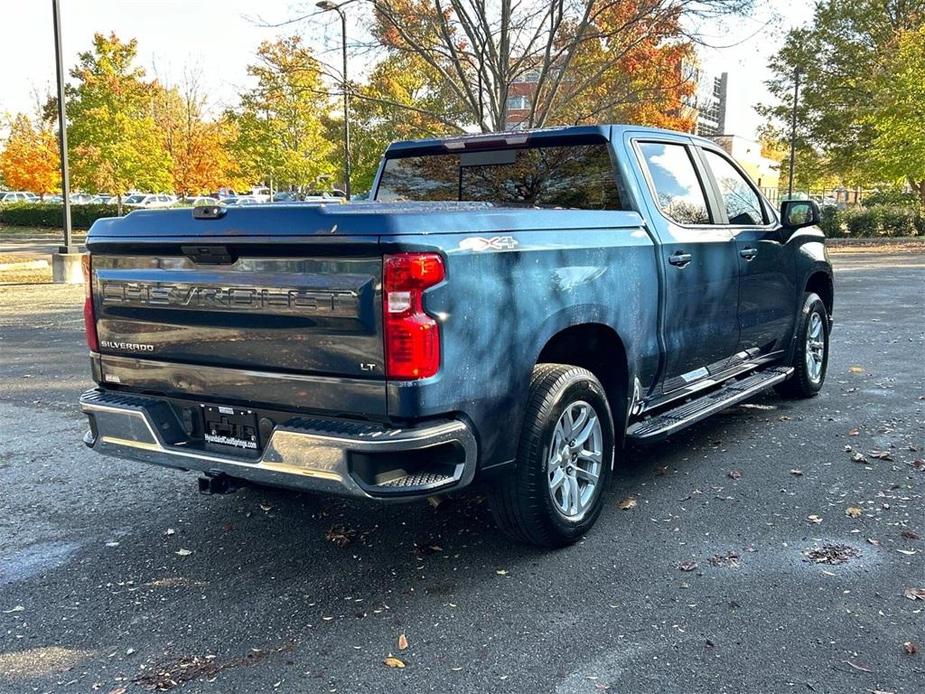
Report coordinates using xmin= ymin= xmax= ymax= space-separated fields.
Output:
xmin=79 ymin=125 xmax=833 ymax=547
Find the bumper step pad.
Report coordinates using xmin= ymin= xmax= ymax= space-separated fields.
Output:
xmin=627 ymin=366 xmax=793 ymax=443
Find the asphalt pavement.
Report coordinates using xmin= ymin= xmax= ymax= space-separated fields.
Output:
xmin=0 ymin=253 xmax=922 ymax=694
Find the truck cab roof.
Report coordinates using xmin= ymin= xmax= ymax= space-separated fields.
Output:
xmin=384 ymin=124 xmax=716 ymax=157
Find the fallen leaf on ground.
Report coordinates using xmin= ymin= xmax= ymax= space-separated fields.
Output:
xmin=903 ymin=641 xmax=918 ymax=655
xmin=496 ymin=569 xmax=508 ymax=576
xmin=617 ymin=497 xmax=637 ymax=510
xmin=902 ymin=587 xmax=925 ymax=600
xmin=259 ymin=503 xmax=273 ymax=512
xmin=848 ymin=427 xmax=860 ymax=436
xmin=678 ymin=560 xmax=698 ymax=572
xmin=848 ymin=366 xmax=865 ymax=374
xmin=789 ymin=468 xmax=803 ymax=476
xmin=869 ymin=450 xmax=894 ymax=461
xmin=325 ymin=525 xmax=355 ymax=547
xmin=804 ymin=544 xmax=859 ymax=565
xmin=807 ymin=515 xmax=823 ymax=524
xmin=175 ymin=548 xmax=192 ymax=556
xmin=383 ymin=656 xmax=406 ymax=669
xmin=912 ymin=459 xmax=925 ymax=471
xmin=727 ymin=469 xmax=742 ymax=480
xmin=397 ymin=634 xmax=408 ymax=651
xmin=901 ymin=530 xmax=920 ymax=540
xmin=846 ymin=506 xmax=863 ymax=518
xmin=165 ymin=528 xmax=175 ymax=536
xmin=851 ymin=452 xmax=868 ymax=464
xmin=897 ymin=549 xmax=918 ymax=556
xmin=2 ymin=605 xmax=24 ymax=614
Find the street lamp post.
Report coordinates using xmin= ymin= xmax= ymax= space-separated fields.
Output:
xmin=317 ymin=1 xmax=351 ymax=200
xmin=50 ymin=0 xmax=82 ymax=284
xmin=787 ymin=68 xmax=801 ymax=198
xmin=52 ymin=0 xmax=73 ymax=253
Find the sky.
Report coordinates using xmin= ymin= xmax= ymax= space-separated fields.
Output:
xmin=1 ymin=0 xmax=816 ymax=141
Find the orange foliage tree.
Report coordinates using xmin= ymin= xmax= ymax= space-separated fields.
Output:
xmin=0 ymin=114 xmax=60 ymax=197
xmin=153 ymin=78 xmax=247 ymax=195
xmin=357 ymin=0 xmax=745 ymax=131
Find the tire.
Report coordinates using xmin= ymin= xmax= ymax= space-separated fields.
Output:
xmin=489 ymin=364 xmax=615 ymax=548
xmin=775 ymin=292 xmax=830 ymax=399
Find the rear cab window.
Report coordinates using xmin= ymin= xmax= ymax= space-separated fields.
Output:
xmin=375 ymin=143 xmax=625 ymax=210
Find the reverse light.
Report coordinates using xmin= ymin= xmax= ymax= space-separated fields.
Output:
xmin=383 ymin=253 xmax=445 ymax=380
xmin=82 ymin=254 xmax=99 ymax=352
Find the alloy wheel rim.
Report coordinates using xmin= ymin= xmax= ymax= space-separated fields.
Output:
xmin=547 ymin=400 xmax=603 ymax=518
xmin=805 ymin=311 xmax=825 ymax=383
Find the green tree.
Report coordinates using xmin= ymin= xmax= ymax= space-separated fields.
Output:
xmin=230 ymin=37 xmax=336 ymax=192
xmin=66 ymin=33 xmax=173 ymax=212
xmin=760 ymin=1 xmax=925 ymax=199
xmin=348 ymin=52 xmax=468 ymax=193
xmin=865 ymin=24 xmax=925 ymax=203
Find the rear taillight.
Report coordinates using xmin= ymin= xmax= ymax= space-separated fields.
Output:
xmin=383 ymin=253 xmax=445 ymax=380
xmin=82 ymin=254 xmax=99 ymax=352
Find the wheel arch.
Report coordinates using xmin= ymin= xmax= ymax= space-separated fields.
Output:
xmin=805 ymin=270 xmax=834 ymax=318
xmin=535 ymin=323 xmax=631 ymax=446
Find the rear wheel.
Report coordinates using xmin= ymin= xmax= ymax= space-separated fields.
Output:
xmin=775 ymin=292 xmax=830 ymax=398
xmin=489 ymin=364 xmax=615 ymax=548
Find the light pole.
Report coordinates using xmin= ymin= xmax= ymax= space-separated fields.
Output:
xmin=787 ymin=68 xmax=801 ymax=198
xmin=317 ymin=1 xmax=351 ymax=200
xmin=52 ymin=0 xmax=73 ymax=253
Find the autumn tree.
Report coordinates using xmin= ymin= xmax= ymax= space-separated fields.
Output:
xmin=229 ymin=37 xmax=337 ymax=191
xmin=760 ymin=0 xmax=925 ymax=200
xmin=300 ymin=0 xmax=749 ymax=133
xmin=348 ymin=52 xmax=470 ymax=191
xmin=153 ymin=74 xmax=247 ymax=195
xmin=66 ymin=33 xmax=173 ymax=211
xmin=0 ymin=113 xmax=60 ymax=198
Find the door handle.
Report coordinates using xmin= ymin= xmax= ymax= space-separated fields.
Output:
xmin=740 ymin=247 xmax=758 ymax=261
xmin=668 ymin=251 xmax=692 ymax=268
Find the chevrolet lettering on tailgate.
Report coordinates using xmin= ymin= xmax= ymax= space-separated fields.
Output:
xmin=100 ymin=280 xmax=359 ymax=317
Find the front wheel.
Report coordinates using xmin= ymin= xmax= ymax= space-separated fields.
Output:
xmin=775 ymin=292 xmax=830 ymax=399
xmin=489 ymin=364 xmax=615 ymax=548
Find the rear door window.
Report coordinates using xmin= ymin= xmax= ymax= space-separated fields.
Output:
xmin=638 ymin=142 xmax=711 ymax=225
xmin=701 ymin=149 xmax=766 ymax=225
xmin=376 ymin=144 xmax=623 ymax=210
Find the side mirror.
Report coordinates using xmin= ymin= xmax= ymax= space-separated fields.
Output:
xmin=780 ymin=199 xmax=821 ymax=230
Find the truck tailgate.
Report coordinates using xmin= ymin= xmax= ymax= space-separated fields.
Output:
xmin=89 ymin=245 xmax=385 ymax=413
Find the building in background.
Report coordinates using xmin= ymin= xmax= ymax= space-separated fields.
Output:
xmin=694 ymin=71 xmax=728 ymax=137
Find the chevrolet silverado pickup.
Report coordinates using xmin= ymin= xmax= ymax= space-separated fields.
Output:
xmin=79 ymin=125 xmax=833 ymax=547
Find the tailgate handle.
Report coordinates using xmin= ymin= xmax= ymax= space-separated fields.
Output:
xmin=181 ymin=245 xmax=237 ymax=264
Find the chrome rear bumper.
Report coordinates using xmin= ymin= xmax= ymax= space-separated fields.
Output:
xmin=80 ymin=389 xmax=477 ymax=499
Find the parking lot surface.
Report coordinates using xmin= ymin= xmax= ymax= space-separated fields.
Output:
xmin=0 ymin=253 xmax=923 ymax=693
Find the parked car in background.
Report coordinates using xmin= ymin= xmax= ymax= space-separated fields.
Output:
xmin=123 ymin=194 xmax=177 ymax=209
xmin=249 ymin=187 xmax=271 ymax=203
xmin=222 ymin=196 xmax=261 ymax=206
xmin=180 ymin=196 xmax=222 ymax=207
xmin=0 ymin=191 xmax=37 ymax=203
xmin=70 ymin=193 xmax=96 ymax=205
xmin=89 ymin=194 xmax=115 ymax=205
xmin=272 ymin=191 xmax=301 ymax=202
